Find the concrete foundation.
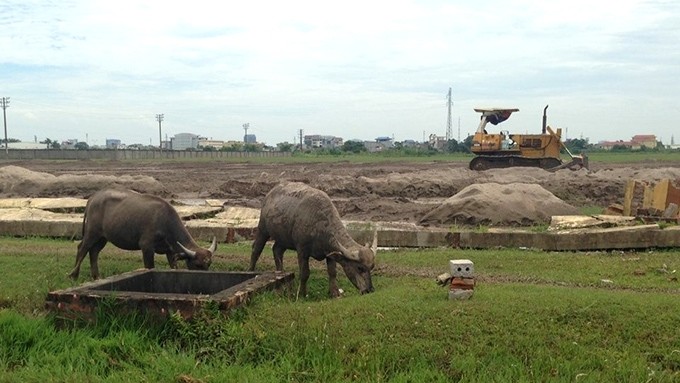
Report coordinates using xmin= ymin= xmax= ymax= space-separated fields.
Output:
xmin=46 ymin=270 xmax=294 ymax=321
xmin=3 ymin=198 xmax=680 ymax=251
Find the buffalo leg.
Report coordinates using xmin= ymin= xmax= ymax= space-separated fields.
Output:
xmin=87 ymin=238 xmax=107 ymax=280
xmin=69 ymin=236 xmax=104 ymax=279
xmin=297 ymin=253 xmax=310 ymax=298
xmin=166 ymin=253 xmax=178 ymax=269
xmin=249 ymin=231 xmax=268 ymax=271
xmin=141 ymin=249 xmax=156 ymax=269
xmin=326 ymin=258 xmax=341 ymax=298
xmin=272 ymin=242 xmax=286 ymax=271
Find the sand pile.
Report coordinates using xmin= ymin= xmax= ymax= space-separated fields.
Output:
xmin=0 ymin=166 xmax=169 ymax=198
xmin=419 ymin=182 xmax=579 ymax=227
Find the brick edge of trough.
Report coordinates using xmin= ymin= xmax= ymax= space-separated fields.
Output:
xmin=1 ymin=219 xmax=680 ymax=251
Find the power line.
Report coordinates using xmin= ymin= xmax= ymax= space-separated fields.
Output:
xmin=2 ymin=97 xmax=9 ymax=155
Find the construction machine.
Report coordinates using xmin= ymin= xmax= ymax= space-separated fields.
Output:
xmin=469 ymin=105 xmax=588 ymax=171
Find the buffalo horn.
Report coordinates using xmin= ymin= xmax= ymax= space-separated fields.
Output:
xmin=177 ymin=242 xmax=197 ymax=259
xmin=333 ymin=238 xmax=360 ymax=262
xmin=208 ymin=236 xmax=217 ymax=253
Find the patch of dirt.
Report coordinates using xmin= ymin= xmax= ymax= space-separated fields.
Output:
xmin=0 ymin=165 xmax=168 ymax=198
xmin=419 ymin=182 xmax=579 ymax=227
xmin=2 ymin=159 xmax=679 ymax=228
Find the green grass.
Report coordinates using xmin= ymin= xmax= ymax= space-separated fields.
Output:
xmin=1 ymin=236 xmax=679 ymax=382
xmin=6 ymin=149 xmax=680 ymax=168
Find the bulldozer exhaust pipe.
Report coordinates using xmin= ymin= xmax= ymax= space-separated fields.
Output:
xmin=542 ymin=105 xmax=548 ymax=134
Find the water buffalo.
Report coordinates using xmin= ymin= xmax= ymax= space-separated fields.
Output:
xmin=68 ymin=188 xmax=217 ymax=279
xmin=249 ymin=182 xmax=377 ymax=298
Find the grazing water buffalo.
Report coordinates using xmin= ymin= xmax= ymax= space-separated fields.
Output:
xmin=249 ymin=182 xmax=377 ymax=298
xmin=68 ymin=189 xmax=217 ymax=280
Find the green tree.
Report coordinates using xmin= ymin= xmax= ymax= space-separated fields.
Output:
xmin=40 ymin=138 xmax=61 ymax=149
xmin=342 ymin=140 xmax=366 ymax=153
xmin=462 ymin=135 xmax=474 ymax=151
xmin=564 ymin=138 xmax=590 ymax=154
xmin=244 ymin=143 xmax=260 ymax=152
xmin=74 ymin=141 xmax=89 ymax=150
xmin=445 ymin=139 xmax=470 ymax=153
xmin=277 ymin=142 xmax=294 ymax=152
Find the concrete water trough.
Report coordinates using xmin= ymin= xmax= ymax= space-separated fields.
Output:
xmin=46 ymin=269 xmax=295 ymax=321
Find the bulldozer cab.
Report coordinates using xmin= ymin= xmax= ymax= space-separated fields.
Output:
xmin=474 ymin=108 xmax=519 ymax=134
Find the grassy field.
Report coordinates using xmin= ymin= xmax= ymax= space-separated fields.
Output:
xmin=1 ymin=237 xmax=679 ymax=382
xmin=5 ymin=148 xmax=679 ymax=167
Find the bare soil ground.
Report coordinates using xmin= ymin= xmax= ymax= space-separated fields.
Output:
xmin=2 ymin=159 xmax=679 ymax=228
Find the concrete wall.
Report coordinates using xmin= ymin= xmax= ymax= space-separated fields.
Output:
xmin=0 ymin=149 xmax=291 ymax=161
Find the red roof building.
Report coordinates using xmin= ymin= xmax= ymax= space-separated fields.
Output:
xmin=597 ymin=135 xmax=657 ymax=150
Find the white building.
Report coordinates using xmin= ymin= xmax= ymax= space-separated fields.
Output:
xmin=171 ymin=133 xmax=200 ymax=150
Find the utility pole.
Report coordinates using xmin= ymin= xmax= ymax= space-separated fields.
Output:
xmin=1 ymin=97 xmax=9 ymax=155
xmin=242 ymin=123 xmax=249 ymax=143
xmin=156 ymin=113 xmax=164 ymax=153
xmin=298 ymin=129 xmax=303 ymax=151
xmin=446 ymin=88 xmax=453 ymax=141
xmin=242 ymin=123 xmax=250 ymax=152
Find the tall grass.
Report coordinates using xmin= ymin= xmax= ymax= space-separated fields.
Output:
xmin=0 ymin=237 xmax=679 ymax=382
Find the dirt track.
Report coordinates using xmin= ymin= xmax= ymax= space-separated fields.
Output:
xmin=2 ymin=159 xmax=680 ymax=227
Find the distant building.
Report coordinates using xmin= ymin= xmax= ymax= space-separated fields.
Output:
xmin=362 ymin=137 xmax=396 ymax=153
xmin=244 ymin=134 xmax=257 ymax=144
xmin=61 ymin=139 xmax=79 ymax=150
xmin=375 ymin=136 xmax=394 ymax=149
xmin=198 ymin=138 xmax=225 ymax=149
xmin=105 ymin=139 xmax=122 ymax=149
xmin=304 ymin=135 xmax=343 ymax=149
xmin=171 ymin=133 xmax=200 ymax=150
xmin=596 ymin=134 xmax=657 ymax=150
xmin=630 ymin=135 xmax=657 ymax=149
xmin=428 ymin=134 xmax=447 ymax=151
xmin=363 ymin=141 xmax=383 ymax=152
xmin=7 ymin=142 xmax=44 ymax=149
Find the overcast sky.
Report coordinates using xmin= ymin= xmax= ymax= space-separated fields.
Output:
xmin=1 ymin=0 xmax=679 ymax=147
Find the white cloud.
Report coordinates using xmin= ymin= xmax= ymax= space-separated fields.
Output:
xmin=1 ymin=0 xmax=679 ymax=146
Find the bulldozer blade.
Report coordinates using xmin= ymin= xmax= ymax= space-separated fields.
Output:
xmin=548 ymin=155 xmax=589 ymax=172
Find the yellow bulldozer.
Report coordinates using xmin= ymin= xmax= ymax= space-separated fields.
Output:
xmin=469 ymin=105 xmax=588 ymax=171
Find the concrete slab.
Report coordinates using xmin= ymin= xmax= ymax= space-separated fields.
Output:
xmin=0 ymin=207 xmax=82 ymax=221
xmin=1 ymin=197 xmax=680 ymax=251
xmin=173 ymin=205 xmax=223 ymax=219
xmin=549 ymin=215 xmax=637 ymax=231
xmin=0 ymin=197 xmax=87 ymax=212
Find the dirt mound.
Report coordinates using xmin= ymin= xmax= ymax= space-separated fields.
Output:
xmin=419 ymin=182 xmax=579 ymax=227
xmin=0 ymin=166 xmax=169 ymax=198
xmin=6 ymin=160 xmax=680 ymax=226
